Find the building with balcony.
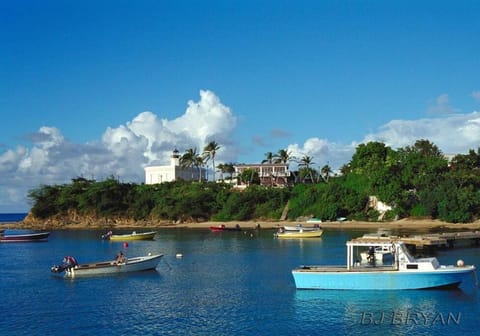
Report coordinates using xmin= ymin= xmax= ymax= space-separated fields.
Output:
xmin=233 ymin=163 xmax=291 ymax=187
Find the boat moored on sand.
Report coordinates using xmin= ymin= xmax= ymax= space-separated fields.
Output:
xmin=292 ymin=237 xmax=476 ymax=290
xmin=209 ymin=224 xmax=242 ymax=232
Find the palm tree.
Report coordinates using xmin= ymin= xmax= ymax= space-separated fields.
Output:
xmin=180 ymin=148 xmax=198 ymax=180
xmin=217 ymin=163 xmax=225 ymax=181
xmin=274 ymin=149 xmax=294 ymax=164
xmin=194 ymin=155 xmax=205 ymax=182
xmin=298 ymin=155 xmax=316 ymax=183
xmin=320 ymin=164 xmax=333 ymax=182
xmin=203 ymin=141 xmax=220 ymax=181
xmin=272 ymin=149 xmax=294 ymax=185
xmin=223 ymin=162 xmax=235 ymax=180
xmin=262 ymin=152 xmax=275 ymax=164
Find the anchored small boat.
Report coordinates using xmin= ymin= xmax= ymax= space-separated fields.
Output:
xmin=283 ymin=224 xmax=321 ymax=232
xmin=51 ymin=253 xmax=163 ymax=278
xmin=102 ymin=231 xmax=157 ymax=241
xmin=292 ymin=237 xmax=476 ymax=290
xmin=275 ymin=226 xmax=323 ymax=239
xmin=0 ymin=231 xmax=50 ymax=243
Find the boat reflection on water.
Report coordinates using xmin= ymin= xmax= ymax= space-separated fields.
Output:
xmin=293 ymin=288 xmax=477 ymax=333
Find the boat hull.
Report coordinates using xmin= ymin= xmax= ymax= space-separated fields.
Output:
xmin=108 ymin=231 xmax=156 ymax=241
xmin=54 ymin=254 xmax=163 ymax=278
xmin=292 ymin=265 xmax=476 ymax=290
xmin=276 ymin=230 xmax=323 ymax=238
xmin=0 ymin=232 xmax=50 ymax=243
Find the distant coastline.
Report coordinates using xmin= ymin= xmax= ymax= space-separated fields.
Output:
xmin=3 ymin=214 xmax=480 ymax=231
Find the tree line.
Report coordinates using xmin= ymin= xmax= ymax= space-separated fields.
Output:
xmin=27 ymin=139 xmax=480 ymax=224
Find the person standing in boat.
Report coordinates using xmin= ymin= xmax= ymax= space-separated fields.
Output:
xmin=367 ymin=246 xmax=375 ymax=264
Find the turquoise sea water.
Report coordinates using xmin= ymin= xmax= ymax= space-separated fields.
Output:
xmin=1 ymin=227 xmax=479 ymax=335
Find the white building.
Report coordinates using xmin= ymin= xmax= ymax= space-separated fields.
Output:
xmin=144 ymin=149 xmax=206 ymax=184
xmin=233 ymin=163 xmax=291 ymax=187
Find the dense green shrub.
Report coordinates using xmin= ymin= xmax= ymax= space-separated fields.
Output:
xmin=27 ymin=140 xmax=480 ymax=224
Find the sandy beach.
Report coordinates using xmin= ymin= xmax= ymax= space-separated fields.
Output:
xmin=4 ymin=217 xmax=480 ymax=231
xmin=166 ymin=218 xmax=480 ymax=231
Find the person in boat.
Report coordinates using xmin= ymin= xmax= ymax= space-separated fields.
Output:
xmin=51 ymin=256 xmax=78 ymax=273
xmin=63 ymin=256 xmax=78 ymax=268
xmin=55 ymin=256 xmax=77 ymax=272
xmin=115 ymin=251 xmax=126 ymax=264
xmin=367 ymin=246 xmax=375 ymax=263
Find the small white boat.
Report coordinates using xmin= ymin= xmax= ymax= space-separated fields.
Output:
xmin=306 ymin=218 xmax=322 ymax=224
xmin=51 ymin=253 xmax=163 ymax=278
xmin=292 ymin=237 xmax=476 ymax=290
xmin=102 ymin=231 xmax=157 ymax=241
xmin=360 ymin=245 xmax=394 ymax=264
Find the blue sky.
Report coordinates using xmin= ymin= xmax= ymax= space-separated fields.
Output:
xmin=1 ymin=0 xmax=480 ymax=212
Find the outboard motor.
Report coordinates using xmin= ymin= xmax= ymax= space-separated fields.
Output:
xmin=51 ymin=256 xmax=78 ymax=273
xmin=101 ymin=231 xmax=113 ymax=240
xmin=51 ymin=264 xmax=66 ymax=273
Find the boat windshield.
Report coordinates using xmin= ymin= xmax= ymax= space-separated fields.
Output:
xmin=398 ymin=243 xmax=415 ymax=262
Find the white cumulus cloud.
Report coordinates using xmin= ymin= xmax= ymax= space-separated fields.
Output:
xmin=287 ymin=137 xmax=355 ymax=172
xmin=363 ymin=111 xmax=480 ymax=154
xmin=3 ymin=88 xmax=480 ymax=213
xmin=0 ymin=90 xmax=238 ymax=212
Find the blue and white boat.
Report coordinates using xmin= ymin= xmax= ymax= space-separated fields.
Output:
xmin=292 ymin=237 xmax=476 ymax=290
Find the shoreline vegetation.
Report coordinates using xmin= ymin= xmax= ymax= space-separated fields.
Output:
xmin=4 ymin=216 xmax=480 ymax=231
xmin=19 ymin=140 xmax=480 ymax=232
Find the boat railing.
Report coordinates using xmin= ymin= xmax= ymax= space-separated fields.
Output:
xmin=297 ymin=264 xmax=398 ymax=272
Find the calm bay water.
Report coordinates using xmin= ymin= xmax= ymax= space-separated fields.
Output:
xmin=1 ymin=227 xmax=479 ymax=335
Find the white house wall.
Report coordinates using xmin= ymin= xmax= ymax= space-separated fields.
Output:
xmin=145 ymin=165 xmax=206 ymax=184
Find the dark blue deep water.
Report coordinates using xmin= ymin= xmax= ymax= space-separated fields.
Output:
xmin=0 ymin=213 xmax=28 ymax=222
xmin=1 ymin=227 xmax=479 ymax=335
